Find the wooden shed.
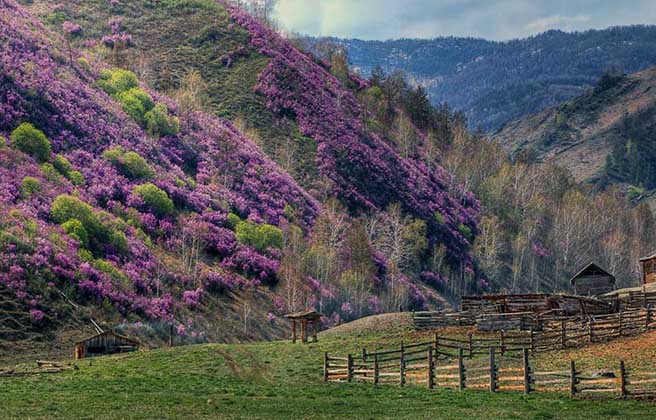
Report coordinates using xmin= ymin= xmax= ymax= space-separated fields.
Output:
xmin=640 ymin=252 xmax=656 ymax=285
xmin=570 ymin=262 xmax=616 ymax=296
xmin=284 ymin=309 xmax=321 ymax=344
xmin=75 ymin=331 xmax=139 ymax=360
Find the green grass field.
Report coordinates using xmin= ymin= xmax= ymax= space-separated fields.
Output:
xmin=3 ymin=316 xmax=656 ymax=420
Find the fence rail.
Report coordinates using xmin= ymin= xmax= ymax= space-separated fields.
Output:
xmin=413 ymin=308 xmax=655 ymax=353
xmin=324 ymin=347 xmax=656 ymax=398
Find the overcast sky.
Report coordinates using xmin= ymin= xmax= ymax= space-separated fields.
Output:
xmin=273 ymin=0 xmax=656 ymax=41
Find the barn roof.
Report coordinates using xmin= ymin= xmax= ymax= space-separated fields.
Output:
xmin=639 ymin=251 xmax=656 ymax=262
xmin=284 ymin=309 xmax=321 ymax=320
xmin=570 ymin=262 xmax=615 ymax=285
xmin=75 ymin=330 xmax=140 ymax=346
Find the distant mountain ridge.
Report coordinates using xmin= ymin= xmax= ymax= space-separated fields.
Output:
xmin=320 ymin=26 xmax=656 ymax=131
xmin=493 ymin=67 xmax=656 ymax=193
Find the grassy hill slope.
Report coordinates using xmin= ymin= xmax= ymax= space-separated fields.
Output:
xmin=3 ymin=317 xmax=656 ymax=419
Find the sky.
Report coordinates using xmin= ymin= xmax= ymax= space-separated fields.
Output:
xmin=273 ymin=0 xmax=656 ymax=41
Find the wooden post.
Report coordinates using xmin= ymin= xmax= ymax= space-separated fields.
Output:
xmin=312 ymin=320 xmax=318 ymax=342
xmin=500 ymin=330 xmax=505 ymax=356
xmin=362 ymin=348 xmax=367 ymax=362
xmin=458 ymin=348 xmax=465 ymax=391
xmin=561 ymin=320 xmax=566 ymax=349
xmin=618 ymin=311 xmax=623 ymax=338
xmin=374 ymin=354 xmax=379 ymax=386
xmin=347 ymin=354 xmax=353 ymax=383
xmin=570 ymin=360 xmax=577 ymax=397
xmin=530 ymin=328 xmax=535 ymax=354
xmin=291 ymin=320 xmax=297 ymax=343
xmin=468 ymin=333 xmax=473 ymax=358
xmin=522 ymin=348 xmax=531 ymax=395
xmin=620 ymin=360 xmax=627 ymax=398
xmin=427 ymin=346 xmax=434 ymax=389
xmin=323 ymin=352 xmax=329 ymax=382
xmin=647 ymin=305 xmax=652 ymax=330
xmin=400 ymin=341 xmax=406 ymax=387
xmin=588 ymin=318 xmax=594 ymax=343
xmin=301 ymin=320 xmax=307 ymax=344
xmin=489 ymin=347 xmax=496 ymax=393
xmin=434 ymin=332 xmax=440 ymax=356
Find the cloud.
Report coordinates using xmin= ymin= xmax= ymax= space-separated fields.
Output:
xmin=273 ymin=0 xmax=656 ymax=41
xmin=525 ymin=15 xmax=592 ymax=33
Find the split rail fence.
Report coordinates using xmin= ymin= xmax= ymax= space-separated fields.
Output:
xmin=413 ymin=307 xmax=655 ymax=352
xmin=324 ymin=346 xmax=656 ymax=398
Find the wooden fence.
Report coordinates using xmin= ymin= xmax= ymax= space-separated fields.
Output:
xmin=324 ymin=346 xmax=656 ymax=398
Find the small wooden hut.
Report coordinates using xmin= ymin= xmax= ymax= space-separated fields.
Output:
xmin=75 ymin=331 xmax=139 ymax=360
xmin=570 ymin=262 xmax=616 ymax=296
xmin=640 ymin=252 xmax=656 ymax=286
xmin=284 ymin=310 xmax=321 ymax=344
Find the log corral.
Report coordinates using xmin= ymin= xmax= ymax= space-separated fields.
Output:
xmin=75 ymin=331 xmax=139 ymax=360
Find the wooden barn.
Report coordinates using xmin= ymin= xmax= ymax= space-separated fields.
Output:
xmin=640 ymin=252 xmax=656 ymax=285
xmin=75 ymin=331 xmax=139 ymax=360
xmin=570 ymin=262 xmax=616 ymax=296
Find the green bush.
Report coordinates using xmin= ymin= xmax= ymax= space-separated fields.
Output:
xmin=53 ymin=155 xmax=72 ymax=177
xmin=145 ymin=104 xmax=180 ymax=137
xmin=10 ymin=123 xmax=52 ymax=162
xmin=51 ymin=195 xmax=107 ymax=242
xmin=98 ymin=68 xmax=139 ymax=96
xmin=226 ymin=212 xmax=241 ymax=230
xmin=235 ymin=220 xmax=284 ymax=252
xmin=61 ymin=218 xmax=89 ymax=248
xmin=68 ymin=170 xmax=86 ymax=186
xmin=132 ymin=183 xmax=174 ymax=216
xmin=20 ymin=176 xmax=41 ymax=198
xmin=109 ymin=230 xmax=129 ymax=254
xmin=102 ymin=146 xmax=154 ymax=180
xmin=40 ymin=163 xmax=61 ymax=182
xmin=118 ymin=88 xmax=154 ymax=124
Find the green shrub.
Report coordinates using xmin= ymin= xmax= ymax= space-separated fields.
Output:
xmin=109 ymin=230 xmax=129 ymax=254
xmin=61 ymin=218 xmax=89 ymax=248
xmin=40 ymin=163 xmax=61 ymax=182
xmin=51 ymin=195 xmax=107 ymax=242
xmin=235 ymin=220 xmax=284 ymax=252
xmin=20 ymin=176 xmax=41 ymax=198
xmin=98 ymin=68 xmax=139 ymax=96
xmin=458 ymin=224 xmax=473 ymax=241
xmin=226 ymin=212 xmax=241 ymax=230
xmin=77 ymin=248 xmax=94 ymax=262
xmin=102 ymin=146 xmax=154 ymax=180
xmin=118 ymin=88 xmax=154 ymax=124
xmin=132 ymin=183 xmax=174 ymax=216
xmin=76 ymin=57 xmax=91 ymax=72
xmin=68 ymin=170 xmax=86 ymax=186
xmin=10 ymin=123 xmax=52 ymax=162
xmin=145 ymin=104 xmax=180 ymax=137
xmin=53 ymin=154 xmax=72 ymax=177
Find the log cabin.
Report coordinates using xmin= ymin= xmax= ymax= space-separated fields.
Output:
xmin=570 ymin=262 xmax=616 ymax=296
xmin=640 ymin=252 xmax=656 ymax=286
xmin=74 ymin=331 xmax=139 ymax=359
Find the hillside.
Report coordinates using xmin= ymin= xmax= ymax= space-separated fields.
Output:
xmin=315 ymin=26 xmax=656 ymax=131
xmin=493 ymin=67 xmax=656 ymax=193
xmin=0 ymin=0 xmax=489 ymax=346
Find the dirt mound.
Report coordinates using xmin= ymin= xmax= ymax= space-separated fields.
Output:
xmin=322 ymin=312 xmax=413 ymax=337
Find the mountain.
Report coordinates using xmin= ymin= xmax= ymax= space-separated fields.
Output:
xmin=1 ymin=0 xmax=481 ymax=345
xmin=492 ymin=67 xmax=656 ymax=194
xmin=319 ymin=26 xmax=656 ymax=131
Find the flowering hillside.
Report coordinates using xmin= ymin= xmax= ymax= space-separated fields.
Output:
xmin=0 ymin=0 xmax=319 ymax=338
xmin=0 ymin=0 xmax=486 ymax=343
